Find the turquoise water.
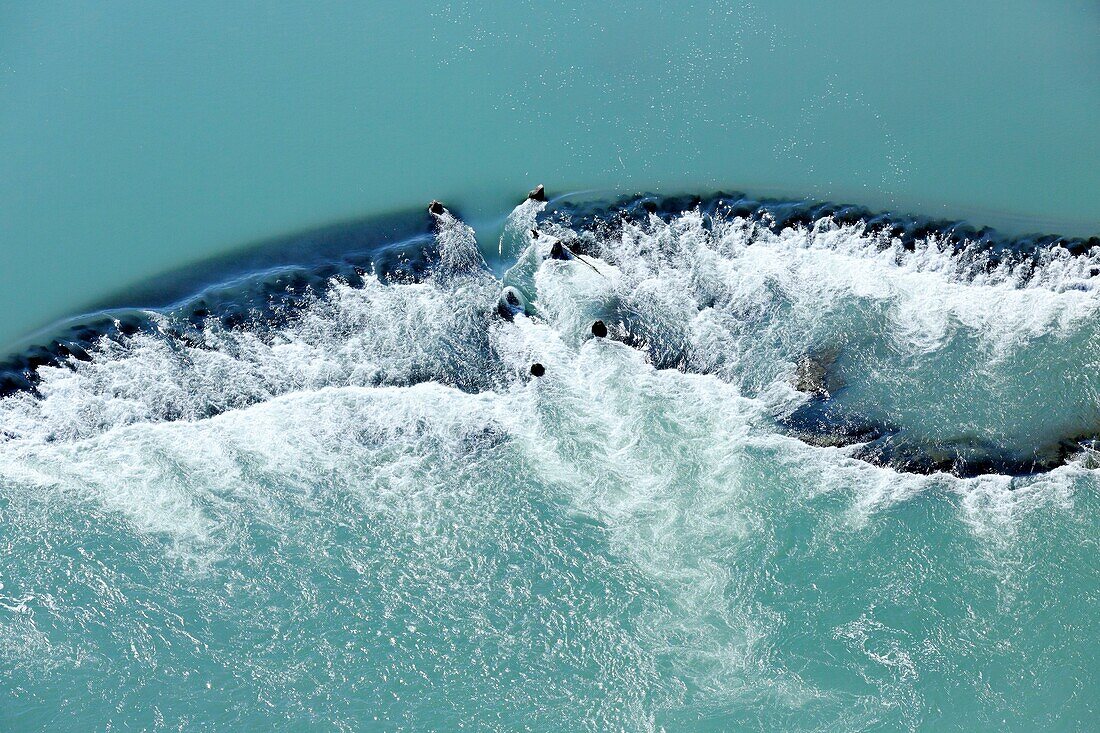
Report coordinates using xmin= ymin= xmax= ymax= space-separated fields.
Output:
xmin=2 ymin=195 xmax=1098 ymax=730
xmin=2 ymin=3 xmax=1100 ymax=732
xmin=2 ymin=1 xmax=1100 ymax=352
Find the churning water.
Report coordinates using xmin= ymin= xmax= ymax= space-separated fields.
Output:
xmin=1 ymin=194 xmax=1096 ymax=730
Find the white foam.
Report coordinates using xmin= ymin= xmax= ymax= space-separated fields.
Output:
xmin=2 ymin=205 xmax=1095 ymax=539
xmin=1 ymin=205 xmax=1097 ymax=726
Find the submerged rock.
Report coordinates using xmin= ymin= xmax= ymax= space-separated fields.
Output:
xmin=792 ymin=347 xmax=844 ymax=397
xmin=848 ymin=433 xmax=1086 ymax=478
xmin=778 ymin=397 xmax=895 ymax=449
xmin=4 ymin=189 xmax=1098 ymax=481
xmin=779 ymin=394 xmax=1100 ymax=478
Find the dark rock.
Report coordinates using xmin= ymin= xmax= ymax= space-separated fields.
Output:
xmin=428 ymin=200 xmax=445 ymax=216
xmin=497 ymin=287 xmax=526 ymax=321
xmin=527 ymin=184 xmax=546 ymax=202
xmin=530 ymin=363 xmax=545 ymax=377
xmin=549 ymin=241 xmax=572 ymax=260
xmin=591 ymin=320 xmax=608 ymax=338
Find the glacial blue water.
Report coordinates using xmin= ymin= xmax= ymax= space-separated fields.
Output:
xmin=2 ymin=3 xmax=1099 ymax=732
xmin=1 ymin=195 xmax=1098 ymax=730
xmin=2 ymin=1 xmax=1100 ymax=352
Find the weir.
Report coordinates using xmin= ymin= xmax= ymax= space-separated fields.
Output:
xmin=2 ymin=191 xmax=1099 ymax=477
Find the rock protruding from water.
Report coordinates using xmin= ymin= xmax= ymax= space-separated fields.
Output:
xmin=549 ymin=241 xmax=572 ymax=260
xmin=497 ymin=287 xmax=527 ymax=321
xmin=530 ymin=363 xmax=545 ymax=377
xmin=428 ymin=200 xmax=445 ymax=216
xmin=527 ymin=184 xmax=546 ymax=202
xmin=591 ymin=320 xmax=608 ymax=338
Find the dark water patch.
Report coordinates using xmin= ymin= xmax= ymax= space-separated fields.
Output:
xmin=0 ymin=209 xmax=444 ymax=398
xmin=779 ymin=396 xmax=898 ymax=449
xmin=779 ymin=392 xmax=1100 ymax=478
xmin=4 ymin=192 xmax=1098 ymax=478
xmin=851 ymin=433 xmax=1087 ymax=478
xmin=103 ymin=207 xmax=443 ymax=311
xmin=579 ymin=308 xmax=1092 ymax=479
xmin=546 ymin=192 xmax=1100 ymax=282
xmin=535 ymin=192 xmax=1100 ymax=478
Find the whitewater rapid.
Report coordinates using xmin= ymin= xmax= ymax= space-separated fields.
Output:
xmin=1 ymin=194 xmax=1096 ymax=730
